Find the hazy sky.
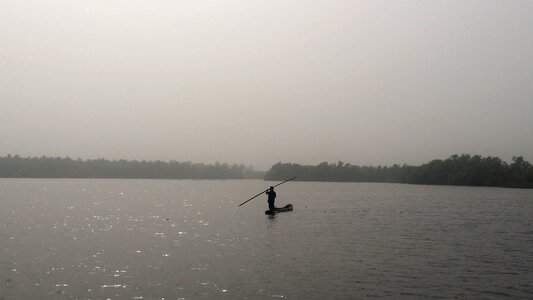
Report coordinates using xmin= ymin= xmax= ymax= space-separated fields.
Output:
xmin=1 ymin=0 xmax=532 ymax=169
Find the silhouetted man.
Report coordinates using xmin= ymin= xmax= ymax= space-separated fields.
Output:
xmin=266 ymin=186 xmax=277 ymax=211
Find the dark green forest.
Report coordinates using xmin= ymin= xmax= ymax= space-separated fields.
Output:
xmin=265 ymin=154 xmax=533 ymax=188
xmin=2 ymin=154 xmax=533 ymax=188
xmin=0 ymin=155 xmax=264 ymax=179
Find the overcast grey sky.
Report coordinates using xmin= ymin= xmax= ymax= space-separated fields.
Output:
xmin=1 ymin=0 xmax=532 ymax=169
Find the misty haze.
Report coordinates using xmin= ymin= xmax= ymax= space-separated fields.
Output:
xmin=1 ymin=1 xmax=533 ymax=299
xmin=1 ymin=1 xmax=531 ymax=168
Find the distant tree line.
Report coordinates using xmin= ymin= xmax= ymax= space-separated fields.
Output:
xmin=2 ymin=154 xmax=532 ymax=188
xmin=265 ymin=154 xmax=533 ymax=188
xmin=0 ymin=155 xmax=264 ymax=179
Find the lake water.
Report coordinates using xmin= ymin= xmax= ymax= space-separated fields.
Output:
xmin=1 ymin=179 xmax=532 ymax=299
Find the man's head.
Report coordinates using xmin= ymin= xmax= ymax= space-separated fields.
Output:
xmin=269 ymin=186 xmax=274 ymax=191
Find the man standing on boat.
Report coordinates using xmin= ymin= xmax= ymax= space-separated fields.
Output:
xmin=266 ymin=186 xmax=277 ymax=211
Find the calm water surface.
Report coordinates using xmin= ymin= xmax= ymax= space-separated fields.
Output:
xmin=1 ymin=179 xmax=532 ymax=299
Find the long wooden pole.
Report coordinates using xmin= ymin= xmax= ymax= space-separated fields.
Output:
xmin=238 ymin=176 xmax=297 ymax=206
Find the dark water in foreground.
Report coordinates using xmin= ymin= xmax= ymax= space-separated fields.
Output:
xmin=1 ymin=179 xmax=532 ymax=299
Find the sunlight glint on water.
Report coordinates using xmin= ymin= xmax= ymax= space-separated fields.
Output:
xmin=1 ymin=179 xmax=532 ymax=299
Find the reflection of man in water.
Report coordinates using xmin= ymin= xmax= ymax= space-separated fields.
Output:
xmin=266 ymin=186 xmax=277 ymax=211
